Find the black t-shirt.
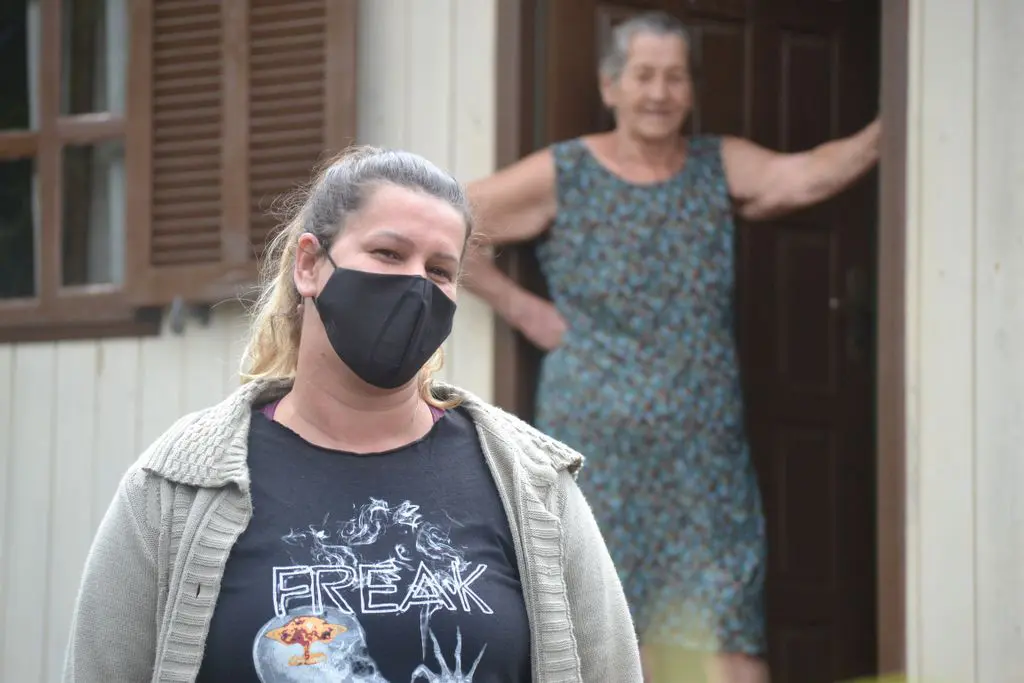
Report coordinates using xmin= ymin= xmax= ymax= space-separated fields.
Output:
xmin=196 ymin=407 xmax=532 ymax=683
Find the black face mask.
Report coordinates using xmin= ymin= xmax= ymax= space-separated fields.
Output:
xmin=312 ymin=260 xmax=457 ymax=389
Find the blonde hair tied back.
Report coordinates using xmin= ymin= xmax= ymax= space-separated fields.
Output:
xmin=239 ymin=145 xmax=474 ymax=409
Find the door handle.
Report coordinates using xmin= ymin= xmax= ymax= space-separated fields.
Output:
xmin=829 ymin=267 xmax=872 ymax=362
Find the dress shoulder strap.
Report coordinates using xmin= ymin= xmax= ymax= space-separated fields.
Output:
xmin=685 ymin=135 xmax=727 ymax=176
xmin=548 ymin=138 xmax=593 ymax=206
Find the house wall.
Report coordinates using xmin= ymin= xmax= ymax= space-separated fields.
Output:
xmin=0 ymin=2 xmax=497 ymax=680
xmin=7 ymin=0 xmax=1024 ymax=681
xmin=904 ymin=0 xmax=1024 ymax=680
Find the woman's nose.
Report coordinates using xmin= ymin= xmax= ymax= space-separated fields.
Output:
xmin=648 ymin=79 xmax=669 ymax=100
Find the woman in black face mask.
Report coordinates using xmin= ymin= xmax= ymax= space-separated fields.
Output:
xmin=64 ymin=146 xmax=643 ymax=683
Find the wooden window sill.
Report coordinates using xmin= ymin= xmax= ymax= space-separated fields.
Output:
xmin=0 ymin=311 xmax=162 ymax=344
xmin=0 ymin=293 xmax=163 ymax=344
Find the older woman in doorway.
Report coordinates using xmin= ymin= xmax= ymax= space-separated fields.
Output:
xmin=63 ymin=147 xmax=643 ymax=683
xmin=465 ymin=11 xmax=881 ymax=683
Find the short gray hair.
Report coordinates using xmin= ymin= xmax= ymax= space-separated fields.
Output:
xmin=599 ymin=11 xmax=691 ymax=81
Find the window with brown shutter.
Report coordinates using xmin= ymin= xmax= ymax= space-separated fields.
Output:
xmin=0 ymin=0 xmax=357 ymax=342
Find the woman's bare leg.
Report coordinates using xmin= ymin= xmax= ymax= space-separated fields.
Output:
xmin=641 ymin=645 xmax=656 ymax=683
xmin=640 ymin=644 xmax=710 ymax=682
xmin=704 ymin=653 xmax=769 ymax=683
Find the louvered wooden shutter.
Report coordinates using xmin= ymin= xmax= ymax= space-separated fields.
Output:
xmin=126 ymin=0 xmax=357 ymax=306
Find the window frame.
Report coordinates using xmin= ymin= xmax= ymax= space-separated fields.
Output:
xmin=0 ymin=0 xmax=158 ymax=342
xmin=0 ymin=0 xmax=358 ymax=343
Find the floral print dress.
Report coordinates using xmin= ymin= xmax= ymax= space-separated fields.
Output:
xmin=533 ymin=136 xmax=766 ymax=654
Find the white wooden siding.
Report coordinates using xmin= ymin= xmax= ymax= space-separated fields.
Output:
xmin=0 ymin=308 xmax=251 ymax=682
xmin=356 ymin=0 xmax=496 ymax=398
xmin=0 ymin=2 xmax=496 ymax=680
xmin=8 ymin=0 xmax=1024 ymax=681
xmin=904 ymin=0 xmax=1024 ymax=680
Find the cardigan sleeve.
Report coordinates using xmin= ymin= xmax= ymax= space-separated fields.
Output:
xmin=63 ymin=467 xmax=159 ymax=682
xmin=560 ymin=471 xmax=645 ymax=682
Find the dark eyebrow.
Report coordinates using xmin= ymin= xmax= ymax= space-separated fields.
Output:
xmin=374 ymin=230 xmax=460 ymax=263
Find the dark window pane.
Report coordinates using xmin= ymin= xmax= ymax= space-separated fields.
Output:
xmin=0 ymin=158 xmax=37 ymax=298
xmin=62 ymin=139 xmax=125 ymax=286
xmin=0 ymin=0 xmax=34 ymax=129
xmin=61 ymin=0 xmax=126 ymax=115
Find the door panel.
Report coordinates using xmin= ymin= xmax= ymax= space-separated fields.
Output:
xmin=506 ymin=1 xmax=879 ymax=681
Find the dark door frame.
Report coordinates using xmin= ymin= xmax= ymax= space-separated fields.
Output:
xmin=492 ymin=0 xmax=908 ymax=674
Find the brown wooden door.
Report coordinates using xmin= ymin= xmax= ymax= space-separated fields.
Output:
xmin=500 ymin=1 xmax=880 ymax=681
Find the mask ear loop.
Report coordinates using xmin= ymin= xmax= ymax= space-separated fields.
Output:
xmin=311 ymin=238 xmax=339 ymax=306
xmin=316 ymin=236 xmax=340 ymax=268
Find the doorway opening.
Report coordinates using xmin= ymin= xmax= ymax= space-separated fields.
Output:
xmin=492 ymin=0 xmax=908 ymax=680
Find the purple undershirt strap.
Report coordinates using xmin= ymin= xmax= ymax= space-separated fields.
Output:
xmin=260 ymin=399 xmax=444 ymax=424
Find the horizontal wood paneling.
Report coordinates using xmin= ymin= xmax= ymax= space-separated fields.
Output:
xmin=150 ymin=0 xmax=223 ymax=266
xmin=248 ymin=0 xmax=328 ymax=256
